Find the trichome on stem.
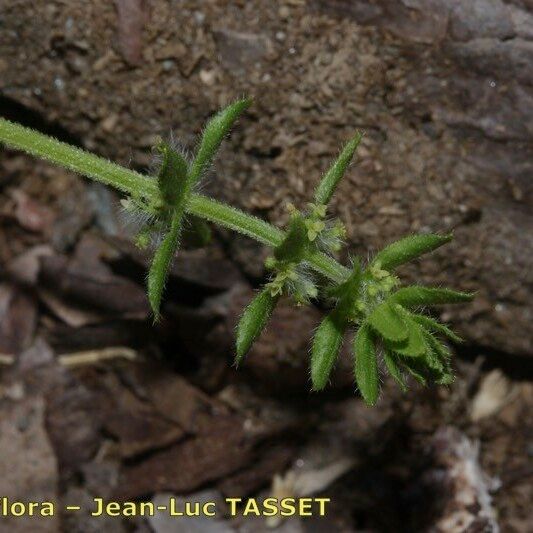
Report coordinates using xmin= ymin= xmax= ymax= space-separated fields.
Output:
xmin=0 ymin=98 xmax=473 ymax=404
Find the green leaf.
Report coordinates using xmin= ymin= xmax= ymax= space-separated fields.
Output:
xmin=311 ymin=311 xmax=345 ymax=391
xmin=410 ymin=314 xmax=463 ymax=343
xmin=157 ymin=142 xmax=188 ymax=206
xmin=354 ymin=323 xmax=379 ymax=405
xmin=147 ymin=214 xmax=182 ymax=320
xmin=147 ymin=100 xmax=252 ymax=319
xmin=372 ymin=233 xmax=452 ymax=271
xmin=422 ymin=332 xmax=446 ymax=373
xmin=148 ymin=144 xmax=192 ymax=319
xmin=435 ymin=370 xmax=454 ymax=385
xmin=274 ymin=215 xmax=309 ymax=263
xmin=314 ymin=132 xmax=363 ymax=206
xmin=383 ymin=349 xmax=407 ymax=392
xmin=235 ymin=288 xmax=278 ymax=364
xmin=434 ymin=358 xmax=454 ymax=384
xmin=189 ymin=98 xmax=251 ymax=185
xmin=423 ymin=333 xmax=454 ymax=384
xmin=400 ymin=358 xmax=427 ymax=385
xmin=390 ymin=286 xmax=474 ymax=308
xmin=423 ymin=331 xmax=451 ymax=360
xmin=368 ymin=301 xmax=408 ymax=342
xmin=386 ymin=308 xmax=427 ymax=357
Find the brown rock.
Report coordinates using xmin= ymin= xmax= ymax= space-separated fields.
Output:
xmin=117 ymin=415 xmax=251 ymax=499
xmin=38 ymin=252 xmax=149 ymax=325
xmin=114 ymin=0 xmax=149 ymax=66
xmin=94 ymin=370 xmax=185 ymax=459
xmin=0 ymin=284 xmax=37 ymax=355
xmin=45 ymin=371 xmax=102 ymax=476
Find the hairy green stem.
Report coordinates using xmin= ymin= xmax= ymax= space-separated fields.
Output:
xmin=0 ymin=117 xmax=156 ymax=198
xmin=187 ymin=195 xmax=283 ymax=246
xmin=0 ymin=116 xmax=349 ymax=284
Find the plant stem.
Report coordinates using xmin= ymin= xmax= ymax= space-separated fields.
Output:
xmin=187 ymin=194 xmax=283 ymax=246
xmin=0 ymin=117 xmax=156 ymax=198
xmin=188 ymin=195 xmax=350 ymax=282
xmin=0 ymin=117 xmax=350 ymax=284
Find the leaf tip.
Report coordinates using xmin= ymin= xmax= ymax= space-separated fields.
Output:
xmin=233 ymin=351 xmax=244 ymax=369
xmin=234 ymin=343 xmax=247 ymax=366
xmin=151 ymin=308 xmax=161 ymax=324
xmin=310 ymin=372 xmax=327 ymax=392
xmin=232 ymin=96 xmax=253 ymax=114
xmin=351 ymin=130 xmax=364 ymax=147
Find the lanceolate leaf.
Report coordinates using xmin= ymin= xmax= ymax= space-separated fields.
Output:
xmin=314 ymin=132 xmax=363 ymax=206
xmin=411 ymin=314 xmax=463 ymax=343
xmin=435 ymin=358 xmax=454 ymax=385
xmin=423 ymin=333 xmax=454 ymax=384
xmin=400 ymin=358 xmax=427 ymax=385
xmin=354 ymin=323 xmax=379 ymax=406
xmin=148 ymin=143 xmax=191 ymax=319
xmin=311 ymin=311 xmax=345 ymax=391
xmin=424 ymin=331 xmax=451 ymax=360
xmin=235 ymin=288 xmax=278 ymax=365
xmin=189 ymin=98 xmax=251 ymax=185
xmin=384 ymin=349 xmax=407 ymax=392
xmin=157 ymin=142 xmax=188 ymax=205
xmin=386 ymin=308 xmax=426 ymax=357
xmin=148 ymin=98 xmax=254 ymax=320
xmin=435 ymin=369 xmax=454 ymax=385
xmin=422 ymin=332 xmax=446 ymax=373
xmin=368 ymin=301 xmax=408 ymax=342
xmin=372 ymin=233 xmax=452 ymax=271
xmin=390 ymin=286 xmax=474 ymax=308
xmin=147 ymin=215 xmax=182 ymax=320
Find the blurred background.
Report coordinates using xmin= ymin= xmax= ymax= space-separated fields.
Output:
xmin=0 ymin=1 xmax=531 ymax=531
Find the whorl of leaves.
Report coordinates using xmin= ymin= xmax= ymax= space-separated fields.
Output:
xmin=147 ymin=99 xmax=250 ymax=318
